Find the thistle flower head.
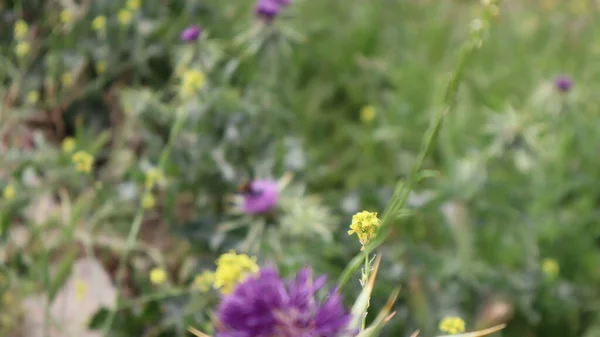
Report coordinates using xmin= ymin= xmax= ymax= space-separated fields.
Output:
xmin=214 ymin=251 xmax=259 ymax=294
xmin=216 ymin=266 xmax=351 ymax=337
xmin=180 ymin=25 xmax=203 ymax=42
xmin=348 ymin=211 xmax=381 ymax=249
xmin=242 ymin=179 xmax=279 ymax=214
xmin=555 ymin=75 xmax=573 ymax=93
xmin=255 ymin=0 xmax=292 ymax=21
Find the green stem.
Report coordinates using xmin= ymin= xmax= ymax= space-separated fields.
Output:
xmin=360 ymin=248 xmax=371 ymax=331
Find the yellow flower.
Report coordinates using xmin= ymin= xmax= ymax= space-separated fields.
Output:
xmin=141 ymin=192 xmax=156 ymax=210
xmin=117 ymin=9 xmax=133 ymax=26
xmin=95 ymin=61 xmax=107 ymax=74
xmin=14 ymin=20 xmax=29 ymax=40
xmin=360 ymin=105 xmax=376 ymax=123
xmin=62 ymin=137 xmax=76 ymax=153
xmin=91 ymin=15 xmax=107 ymax=32
xmin=126 ymin=0 xmax=141 ymax=11
xmin=193 ymin=270 xmax=215 ymax=292
xmin=61 ymin=72 xmax=74 ymax=88
xmin=213 ymin=251 xmax=259 ymax=294
xmin=150 ymin=268 xmax=167 ymax=285
xmin=60 ymin=9 xmax=73 ymax=25
xmin=74 ymin=279 xmax=88 ymax=302
xmin=2 ymin=292 xmax=13 ymax=305
xmin=145 ymin=167 xmax=164 ymax=189
xmin=348 ymin=211 xmax=381 ymax=249
xmin=3 ymin=185 xmax=16 ymax=200
xmin=180 ymin=70 xmax=206 ymax=98
xmin=439 ymin=316 xmax=466 ymax=335
xmin=15 ymin=41 xmax=30 ymax=58
xmin=542 ymin=258 xmax=560 ymax=279
xmin=72 ymin=151 xmax=94 ymax=173
xmin=26 ymin=91 xmax=39 ymax=104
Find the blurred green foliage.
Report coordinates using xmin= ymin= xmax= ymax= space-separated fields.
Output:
xmin=1 ymin=0 xmax=600 ymax=336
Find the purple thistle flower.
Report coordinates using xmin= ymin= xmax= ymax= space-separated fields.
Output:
xmin=555 ymin=75 xmax=573 ymax=93
xmin=255 ymin=0 xmax=282 ymax=21
xmin=242 ymin=179 xmax=279 ymax=214
xmin=217 ymin=267 xmax=351 ymax=337
xmin=180 ymin=25 xmax=202 ymax=42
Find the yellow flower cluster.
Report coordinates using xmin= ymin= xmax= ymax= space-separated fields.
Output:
xmin=26 ymin=91 xmax=39 ymax=105
xmin=126 ymin=0 xmax=141 ymax=10
xmin=72 ymin=151 xmax=94 ymax=173
xmin=15 ymin=42 xmax=30 ymax=58
xmin=348 ymin=211 xmax=381 ymax=249
xmin=542 ymin=258 xmax=560 ymax=279
xmin=213 ymin=251 xmax=259 ymax=294
xmin=3 ymin=185 xmax=16 ymax=200
xmin=439 ymin=316 xmax=466 ymax=335
xmin=193 ymin=270 xmax=215 ymax=292
xmin=150 ymin=268 xmax=167 ymax=285
xmin=180 ymin=70 xmax=206 ymax=98
xmin=60 ymin=9 xmax=73 ymax=25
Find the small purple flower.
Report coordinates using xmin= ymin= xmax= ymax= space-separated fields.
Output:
xmin=217 ymin=267 xmax=351 ymax=337
xmin=242 ymin=179 xmax=279 ymax=214
xmin=555 ymin=75 xmax=573 ymax=93
xmin=180 ymin=25 xmax=202 ymax=42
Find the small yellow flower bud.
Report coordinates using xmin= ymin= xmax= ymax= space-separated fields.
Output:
xmin=74 ymin=279 xmax=88 ymax=302
xmin=3 ymin=185 xmax=16 ymax=200
xmin=142 ymin=192 xmax=156 ymax=210
xmin=91 ymin=15 xmax=107 ymax=32
xmin=95 ymin=61 xmax=107 ymax=74
xmin=72 ymin=151 xmax=94 ymax=173
xmin=15 ymin=41 xmax=31 ymax=58
xmin=62 ymin=73 xmax=74 ymax=88
xmin=542 ymin=258 xmax=560 ymax=279
xmin=26 ymin=91 xmax=39 ymax=105
xmin=14 ymin=20 xmax=29 ymax=40
xmin=150 ymin=268 xmax=167 ymax=285
xmin=117 ymin=9 xmax=133 ymax=26
xmin=62 ymin=137 xmax=76 ymax=153
xmin=360 ymin=105 xmax=376 ymax=123
xmin=193 ymin=271 xmax=215 ymax=292
xmin=126 ymin=0 xmax=141 ymax=11
xmin=60 ymin=9 xmax=73 ymax=25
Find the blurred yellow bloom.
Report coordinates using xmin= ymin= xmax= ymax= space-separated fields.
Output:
xmin=348 ymin=211 xmax=381 ymax=250
xmin=15 ymin=41 xmax=30 ymax=58
xmin=91 ymin=15 xmax=107 ymax=32
xmin=142 ymin=192 xmax=156 ymax=210
xmin=74 ymin=279 xmax=88 ymax=302
xmin=542 ymin=258 xmax=560 ymax=279
xmin=3 ymin=185 xmax=16 ymax=200
xmin=117 ymin=9 xmax=133 ymax=26
xmin=60 ymin=9 xmax=73 ymax=25
xmin=360 ymin=105 xmax=376 ymax=123
xmin=150 ymin=268 xmax=167 ymax=285
xmin=26 ymin=91 xmax=39 ymax=104
xmin=214 ymin=251 xmax=259 ymax=294
xmin=126 ymin=0 xmax=141 ymax=11
xmin=14 ymin=20 xmax=29 ymax=39
xmin=72 ymin=151 xmax=94 ymax=173
xmin=62 ymin=137 xmax=76 ymax=153
xmin=439 ymin=316 xmax=466 ymax=335
xmin=145 ymin=167 xmax=165 ymax=189
xmin=95 ymin=61 xmax=107 ymax=74
xmin=180 ymin=70 xmax=206 ymax=98
xmin=193 ymin=271 xmax=215 ymax=292
xmin=62 ymin=72 xmax=74 ymax=88
xmin=2 ymin=292 xmax=13 ymax=305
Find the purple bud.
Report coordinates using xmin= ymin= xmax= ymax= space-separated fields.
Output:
xmin=555 ymin=75 xmax=573 ymax=93
xmin=255 ymin=0 xmax=282 ymax=21
xmin=180 ymin=25 xmax=202 ymax=42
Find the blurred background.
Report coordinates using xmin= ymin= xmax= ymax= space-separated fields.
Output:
xmin=1 ymin=0 xmax=600 ymax=336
